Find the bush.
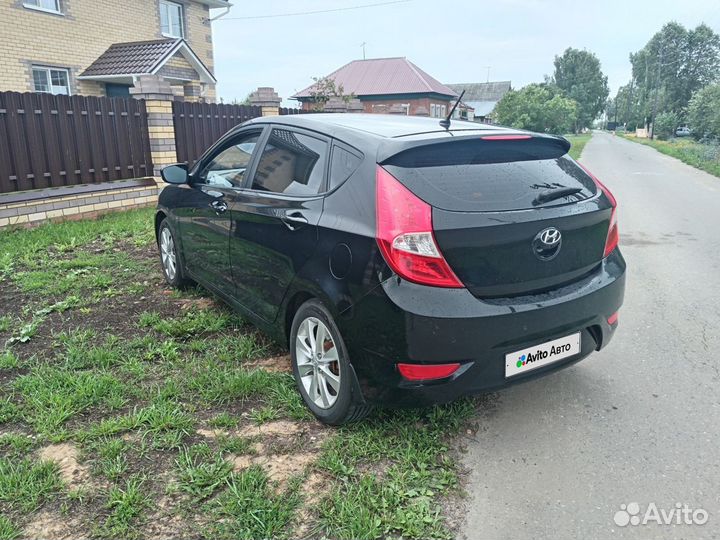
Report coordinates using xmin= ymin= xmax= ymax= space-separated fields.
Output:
xmin=653 ymin=111 xmax=680 ymax=140
xmin=688 ymin=84 xmax=720 ymax=140
xmin=494 ymin=84 xmax=578 ymax=134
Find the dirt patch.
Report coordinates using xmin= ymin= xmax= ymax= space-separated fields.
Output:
xmin=237 ymin=420 xmax=303 ymax=438
xmin=177 ymin=296 xmax=219 ymax=311
xmin=246 ymin=354 xmax=292 ymax=373
xmin=143 ymin=494 xmax=188 ymax=540
xmin=293 ymin=472 xmax=328 ymax=539
xmin=38 ymin=443 xmax=90 ymax=489
xmin=196 ymin=428 xmax=227 ymax=439
xmin=228 ymin=452 xmax=316 ymax=486
xmin=22 ymin=510 xmax=88 ymax=540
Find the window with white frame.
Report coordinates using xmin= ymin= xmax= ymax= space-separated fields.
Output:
xmin=32 ymin=66 xmax=70 ymax=95
xmin=23 ymin=0 xmax=61 ymax=14
xmin=430 ymin=104 xmax=437 ymax=117
xmin=160 ymin=0 xmax=184 ymax=38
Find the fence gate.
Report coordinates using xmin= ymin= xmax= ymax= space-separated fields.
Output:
xmin=172 ymin=102 xmax=262 ymax=167
xmin=0 ymin=92 xmax=153 ymax=194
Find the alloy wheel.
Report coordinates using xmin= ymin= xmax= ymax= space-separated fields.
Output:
xmin=160 ymin=227 xmax=177 ymax=281
xmin=295 ymin=316 xmax=341 ymax=409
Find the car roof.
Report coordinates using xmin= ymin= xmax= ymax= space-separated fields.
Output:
xmin=245 ymin=113 xmax=511 ymax=140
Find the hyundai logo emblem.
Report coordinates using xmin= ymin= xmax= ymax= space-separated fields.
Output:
xmin=533 ymin=227 xmax=562 ymax=260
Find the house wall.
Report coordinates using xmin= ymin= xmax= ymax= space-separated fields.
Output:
xmin=300 ymin=96 xmax=453 ymax=116
xmin=0 ymin=0 xmax=216 ymax=98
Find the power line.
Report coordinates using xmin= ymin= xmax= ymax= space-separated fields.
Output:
xmin=218 ymin=0 xmax=413 ymax=21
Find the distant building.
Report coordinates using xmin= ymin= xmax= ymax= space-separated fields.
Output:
xmin=292 ymin=57 xmax=458 ymax=116
xmin=0 ymin=0 xmax=226 ymax=101
xmin=446 ymin=81 xmax=512 ymax=123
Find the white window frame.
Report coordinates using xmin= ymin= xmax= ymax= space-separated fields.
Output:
xmin=32 ymin=66 xmax=71 ymax=96
xmin=160 ymin=0 xmax=185 ymax=38
xmin=23 ymin=0 xmax=62 ymax=14
xmin=430 ymin=104 xmax=437 ymax=118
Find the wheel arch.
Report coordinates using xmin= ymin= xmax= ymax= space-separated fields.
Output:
xmin=283 ymin=291 xmax=315 ymax=346
xmin=154 ymin=210 xmax=168 ymax=242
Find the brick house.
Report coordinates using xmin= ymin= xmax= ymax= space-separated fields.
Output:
xmin=0 ymin=0 xmax=229 ymax=101
xmin=291 ymin=57 xmax=458 ymax=117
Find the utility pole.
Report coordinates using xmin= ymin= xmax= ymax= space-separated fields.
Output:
xmin=650 ymin=46 xmax=664 ymax=139
xmin=484 ymin=66 xmax=491 ymax=83
xmin=361 ymin=42 xmax=366 ymax=60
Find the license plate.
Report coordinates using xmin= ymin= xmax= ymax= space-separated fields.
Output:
xmin=505 ymin=332 xmax=581 ymax=378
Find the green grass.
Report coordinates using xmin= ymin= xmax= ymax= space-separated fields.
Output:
xmin=565 ymin=133 xmax=592 ymax=160
xmin=0 ymin=208 xmax=154 ymax=262
xmin=0 ymin=206 xmax=478 ymax=538
xmin=14 ymin=366 xmax=128 ymax=438
xmin=0 ymin=434 xmax=35 ymax=457
xmin=204 ymin=466 xmax=302 ymax=540
xmin=96 ymin=476 xmax=150 ymax=539
xmin=0 ymin=456 xmax=62 ymax=513
xmin=316 ymin=401 xmax=476 ymax=539
xmin=0 ymin=515 xmax=21 ymax=540
xmin=175 ymin=444 xmax=233 ymax=500
xmin=86 ymin=437 xmax=131 ymax=481
xmin=620 ymin=134 xmax=720 ymax=177
xmin=138 ymin=308 xmax=239 ymax=338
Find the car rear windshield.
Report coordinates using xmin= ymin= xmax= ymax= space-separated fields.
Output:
xmin=382 ymin=138 xmax=597 ymax=212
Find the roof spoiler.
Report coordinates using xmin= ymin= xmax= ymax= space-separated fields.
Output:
xmin=378 ymin=133 xmax=572 ymax=166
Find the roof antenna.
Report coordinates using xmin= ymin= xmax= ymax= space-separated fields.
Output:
xmin=439 ymin=90 xmax=465 ymax=130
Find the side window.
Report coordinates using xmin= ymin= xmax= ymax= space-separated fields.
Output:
xmin=199 ymin=133 xmax=260 ymax=188
xmin=251 ymin=129 xmax=328 ymax=196
xmin=329 ymin=145 xmax=362 ymax=190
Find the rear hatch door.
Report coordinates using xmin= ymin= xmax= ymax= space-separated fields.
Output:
xmin=381 ymin=135 xmax=613 ymax=298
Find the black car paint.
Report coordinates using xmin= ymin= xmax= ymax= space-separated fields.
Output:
xmin=156 ymin=114 xmax=626 ymax=407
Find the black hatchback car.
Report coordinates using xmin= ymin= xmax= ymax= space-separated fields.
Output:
xmin=155 ymin=114 xmax=625 ymax=425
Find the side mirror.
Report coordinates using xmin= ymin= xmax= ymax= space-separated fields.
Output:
xmin=161 ymin=164 xmax=189 ymax=185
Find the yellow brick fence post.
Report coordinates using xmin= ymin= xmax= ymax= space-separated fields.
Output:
xmin=130 ymin=75 xmax=178 ymax=185
xmin=248 ymin=87 xmax=282 ymax=116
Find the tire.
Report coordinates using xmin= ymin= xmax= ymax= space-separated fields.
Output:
xmin=157 ymin=219 xmax=191 ymax=289
xmin=290 ymin=299 xmax=371 ymax=425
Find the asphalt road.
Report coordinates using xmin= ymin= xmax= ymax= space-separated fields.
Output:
xmin=459 ymin=131 xmax=720 ymax=540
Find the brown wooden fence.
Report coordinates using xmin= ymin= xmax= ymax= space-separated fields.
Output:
xmin=173 ymin=101 xmax=262 ymax=166
xmin=0 ymin=92 xmax=153 ymax=194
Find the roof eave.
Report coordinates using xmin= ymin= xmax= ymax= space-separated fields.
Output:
xmin=198 ymin=0 xmax=232 ymax=8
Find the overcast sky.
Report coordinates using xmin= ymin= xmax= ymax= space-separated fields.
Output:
xmin=210 ymin=0 xmax=720 ymax=106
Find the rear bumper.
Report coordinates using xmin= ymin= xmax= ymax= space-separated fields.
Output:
xmin=339 ymin=249 xmax=626 ymax=407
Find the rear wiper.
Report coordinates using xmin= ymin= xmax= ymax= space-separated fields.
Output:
xmin=532 ymin=187 xmax=583 ymax=206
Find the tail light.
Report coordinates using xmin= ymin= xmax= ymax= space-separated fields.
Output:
xmin=397 ymin=362 xmax=461 ymax=381
xmin=578 ymin=163 xmax=618 ymax=257
xmin=375 ymin=166 xmax=463 ymax=288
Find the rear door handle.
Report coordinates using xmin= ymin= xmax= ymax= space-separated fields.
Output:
xmin=210 ymin=200 xmax=228 ymax=214
xmin=281 ymin=212 xmax=308 ymax=230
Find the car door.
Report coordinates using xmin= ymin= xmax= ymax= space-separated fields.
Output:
xmin=229 ymin=126 xmax=328 ymax=322
xmin=180 ymin=128 xmax=265 ymax=297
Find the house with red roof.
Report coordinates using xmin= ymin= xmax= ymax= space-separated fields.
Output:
xmin=291 ymin=57 xmax=458 ymax=117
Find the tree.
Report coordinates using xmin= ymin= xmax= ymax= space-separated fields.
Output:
xmin=687 ymin=84 xmax=720 ymax=139
xmin=307 ymin=77 xmax=355 ymax=111
xmin=653 ymin=111 xmax=680 ymax=140
xmin=628 ymin=22 xmax=720 ymax=127
xmin=494 ymin=84 xmax=578 ymax=134
xmin=552 ymin=48 xmax=609 ymax=131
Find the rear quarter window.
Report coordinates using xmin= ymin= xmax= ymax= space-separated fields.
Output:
xmin=329 ymin=145 xmax=362 ymax=191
